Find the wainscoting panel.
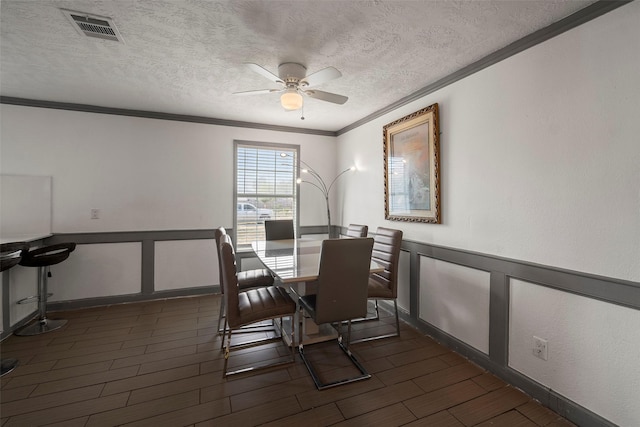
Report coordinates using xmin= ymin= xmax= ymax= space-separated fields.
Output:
xmin=48 ymin=242 xmax=142 ymax=301
xmin=419 ymin=256 xmax=491 ymax=354
xmin=154 ymin=239 xmax=216 ymax=291
xmin=509 ymin=278 xmax=640 ymax=427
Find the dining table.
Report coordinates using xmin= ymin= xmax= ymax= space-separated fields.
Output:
xmin=251 ymin=237 xmax=384 ymax=345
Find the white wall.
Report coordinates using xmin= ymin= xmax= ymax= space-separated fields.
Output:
xmin=419 ymin=257 xmax=490 ymax=354
xmin=0 ymin=105 xmax=337 ymax=319
xmin=337 ymin=3 xmax=639 ymax=425
xmin=49 ymin=242 xmax=141 ymax=301
xmin=0 ymin=174 xmax=51 ymax=237
xmin=510 ymin=279 xmax=640 ymax=427
xmin=337 ymin=2 xmax=640 ymax=284
xmin=154 ymin=239 xmax=216 ymax=291
xmin=0 ymin=107 xmax=337 ymax=232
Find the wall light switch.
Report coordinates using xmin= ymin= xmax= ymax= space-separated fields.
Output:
xmin=90 ymin=209 xmax=100 ymax=219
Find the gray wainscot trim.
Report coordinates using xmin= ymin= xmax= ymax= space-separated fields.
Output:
xmin=4 ymin=226 xmax=638 ymax=427
xmin=44 ymin=229 xmax=220 ymax=313
xmin=336 ymin=0 xmax=631 ymax=135
xmin=396 ymin=235 xmax=636 ymax=427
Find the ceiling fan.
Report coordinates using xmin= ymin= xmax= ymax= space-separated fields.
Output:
xmin=234 ymin=62 xmax=348 ymax=111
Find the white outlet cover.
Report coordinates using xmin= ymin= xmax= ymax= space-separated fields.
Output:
xmin=533 ymin=336 xmax=548 ymax=360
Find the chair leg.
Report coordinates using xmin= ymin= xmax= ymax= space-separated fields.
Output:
xmin=289 ymin=315 xmax=296 ymax=365
xmin=221 ymin=317 xmax=288 ymax=352
xmin=345 ymin=319 xmax=351 ymax=346
xmin=393 ymin=299 xmax=400 ymax=338
xmin=343 ymin=299 xmax=381 ymax=326
xmin=217 ymin=296 xmax=226 ymax=335
xmin=223 ymin=314 xmax=296 ymax=378
xmin=349 ymin=299 xmax=400 ymax=344
xmin=220 ymin=317 xmax=229 ymax=350
xmin=298 ymin=319 xmax=371 ymax=390
xmin=223 ymin=328 xmax=232 ymax=376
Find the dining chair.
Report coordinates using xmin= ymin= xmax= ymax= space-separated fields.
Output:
xmin=264 ymin=219 xmax=295 ymax=240
xmin=214 ymin=227 xmax=274 ymax=335
xmin=352 ymin=226 xmax=403 ymax=343
xmin=345 ymin=223 xmax=368 ymax=238
xmin=219 ymin=234 xmax=296 ymax=377
xmin=297 ymin=237 xmax=374 ymax=390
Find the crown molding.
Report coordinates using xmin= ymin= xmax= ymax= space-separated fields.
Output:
xmin=1 ymin=1 xmax=629 ymax=138
xmin=0 ymin=96 xmax=337 ymax=137
xmin=336 ymin=0 xmax=631 ymax=135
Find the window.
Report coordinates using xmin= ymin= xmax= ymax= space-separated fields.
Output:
xmin=388 ymin=156 xmax=409 ymax=212
xmin=234 ymin=141 xmax=298 ymax=248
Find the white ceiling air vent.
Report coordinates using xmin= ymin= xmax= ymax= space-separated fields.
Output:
xmin=61 ymin=9 xmax=124 ymax=43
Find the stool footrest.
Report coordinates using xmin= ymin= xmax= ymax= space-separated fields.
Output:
xmin=14 ymin=318 xmax=67 ymax=336
xmin=17 ymin=293 xmax=53 ymax=304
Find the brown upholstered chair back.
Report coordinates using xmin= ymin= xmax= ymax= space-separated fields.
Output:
xmin=370 ymin=227 xmax=403 ymax=298
xmin=314 ymin=238 xmax=374 ymax=324
xmin=214 ymin=227 xmax=227 ymax=293
xmin=264 ymin=220 xmax=294 ymax=240
xmin=346 ymin=224 xmax=368 ymax=238
xmin=219 ymin=234 xmax=241 ymax=327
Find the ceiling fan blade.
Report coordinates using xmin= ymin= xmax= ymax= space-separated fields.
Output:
xmin=245 ymin=63 xmax=283 ymax=84
xmin=303 ymin=89 xmax=348 ymax=105
xmin=300 ymin=67 xmax=342 ymax=87
xmin=233 ymin=88 xmax=283 ymax=96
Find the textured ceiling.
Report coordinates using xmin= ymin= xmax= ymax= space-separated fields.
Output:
xmin=0 ymin=0 xmax=598 ymax=132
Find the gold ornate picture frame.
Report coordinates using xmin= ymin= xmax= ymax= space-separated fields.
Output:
xmin=384 ymin=103 xmax=440 ymax=223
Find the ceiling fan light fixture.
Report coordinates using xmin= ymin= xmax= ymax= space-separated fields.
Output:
xmin=281 ymin=89 xmax=303 ymax=111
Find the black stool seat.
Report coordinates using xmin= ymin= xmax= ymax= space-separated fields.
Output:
xmin=19 ymin=242 xmax=76 ymax=267
xmin=0 ymin=241 xmax=30 ymax=377
xmin=1 ymin=242 xmax=30 ymax=272
xmin=15 ymin=242 xmax=76 ymax=336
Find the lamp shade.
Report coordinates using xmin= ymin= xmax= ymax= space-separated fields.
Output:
xmin=281 ymin=89 xmax=303 ymax=110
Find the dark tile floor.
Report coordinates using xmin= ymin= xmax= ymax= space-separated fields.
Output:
xmin=0 ymin=294 xmax=575 ymax=426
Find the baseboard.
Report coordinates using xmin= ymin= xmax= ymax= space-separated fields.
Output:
xmin=398 ymin=310 xmax=615 ymax=427
xmin=46 ymin=287 xmax=218 ymax=313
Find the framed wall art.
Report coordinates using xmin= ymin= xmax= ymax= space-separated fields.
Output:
xmin=383 ymin=103 xmax=440 ymax=223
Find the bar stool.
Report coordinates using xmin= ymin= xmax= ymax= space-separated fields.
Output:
xmin=1 ymin=241 xmax=30 ymax=376
xmin=14 ymin=242 xmax=76 ymax=336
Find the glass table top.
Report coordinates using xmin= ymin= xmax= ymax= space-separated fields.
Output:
xmin=251 ymin=238 xmax=383 ymax=283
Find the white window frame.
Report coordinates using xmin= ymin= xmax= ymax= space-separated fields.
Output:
xmin=233 ymin=140 xmax=300 ymax=249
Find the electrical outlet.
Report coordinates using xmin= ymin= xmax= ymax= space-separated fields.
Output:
xmin=533 ymin=336 xmax=548 ymax=360
xmin=90 ymin=209 xmax=100 ymax=219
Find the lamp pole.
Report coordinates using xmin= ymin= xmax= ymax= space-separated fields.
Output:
xmin=281 ymin=153 xmax=354 ymax=238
